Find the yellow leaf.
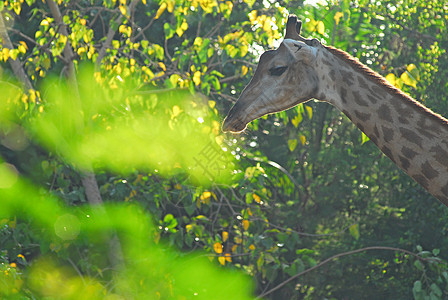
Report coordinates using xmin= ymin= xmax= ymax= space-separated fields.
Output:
xmin=247 ymin=207 xmax=253 ymax=216
xmin=263 ymin=17 xmax=272 ymax=33
xmin=299 ymin=134 xmax=306 ymax=146
xmin=2 ymin=48 xmax=10 ymax=61
xmin=235 ymin=237 xmax=242 ymax=244
xmin=225 ymin=253 xmax=232 ymax=262
xmin=241 ymin=65 xmax=248 ymax=76
xmin=176 ymin=26 xmax=185 ymax=37
xmin=222 ymin=231 xmax=228 ymax=242
xmin=193 ymin=71 xmax=201 ymax=86
xmin=194 ymin=37 xmax=203 ymax=47
xmin=213 ymin=242 xmax=223 ymax=254
xmin=218 ymin=256 xmax=226 ymax=265
xmin=401 ymin=71 xmax=417 ymax=88
xmin=305 ymin=106 xmax=313 ymax=119
xmin=208 ymin=100 xmax=216 ymax=108
xmin=253 ymin=193 xmax=261 ymax=204
xmin=249 ymin=244 xmax=255 ymax=251
xmin=18 ymin=41 xmax=28 ymax=53
xmin=385 ymin=73 xmax=396 ymax=86
xmin=142 ymin=0 xmax=146 ymax=4
xmin=248 ymin=10 xmax=257 ymax=24
xmin=180 ymin=19 xmax=188 ymax=31
xmin=317 ymin=21 xmax=325 ymax=35
xmin=231 ymin=245 xmax=238 ymax=252
xmin=334 ymin=12 xmax=343 ymax=25
xmin=10 ymin=263 xmax=16 ymax=268
xmin=172 ymin=105 xmax=182 ymax=117
xmin=288 ymin=139 xmax=297 ymax=152
xmin=158 ymin=62 xmax=166 ymax=71
xmin=186 ymin=224 xmax=193 ymax=232
xmin=240 ymin=45 xmax=248 ymax=57
xmin=242 ymin=220 xmax=249 ymax=231
xmin=166 ymin=0 xmax=175 ymax=13
xmin=291 ymin=114 xmax=302 ymax=128
xmin=77 ymin=46 xmax=86 ymax=56
xmin=407 ymin=63 xmax=420 ymax=80
xmin=119 ymin=4 xmax=127 ymax=15
xmin=155 ymin=2 xmax=167 ymax=19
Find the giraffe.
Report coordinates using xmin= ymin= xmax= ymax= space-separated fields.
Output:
xmin=222 ymin=15 xmax=448 ymax=206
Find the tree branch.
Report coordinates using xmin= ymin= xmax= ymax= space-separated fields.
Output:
xmin=257 ymin=246 xmax=441 ymax=299
xmin=0 ymin=14 xmax=33 ymax=91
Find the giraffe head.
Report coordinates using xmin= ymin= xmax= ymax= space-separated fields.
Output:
xmin=222 ymin=15 xmax=322 ymax=133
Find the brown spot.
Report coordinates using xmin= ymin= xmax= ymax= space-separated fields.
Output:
xmin=399 ymin=156 xmax=411 ymax=170
xmin=417 ymin=127 xmax=437 ymax=139
xmin=381 ymin=145 xmax=393 ymax=159
xmin=371 ymin=86 xmax=387 ymax=98
xmin=402 ymin=146 xmax=418 ymax=159
xmin=399 ymin=127 xmax=423 ymax=148
xmin=340 ymin=87 xmax=347 ymax=103
xmin=421 ymin=161 xmax=439 ymax=180
xmin=358 ymin=76 xmax=368 ymax=88
xmin=353 ymin=91 xmax=369 ymax=107
xmin=354 ymin=110 xmax=371 ymax=121
xmin=367 ymin=95 xmax=379 ymax=104
xmin=391 ymin=100 xmax=413 ymax=116
xmin=340 ymin=70 xmax=354 ymax=85
xmin=430 ymin=145 xmax=448 ymax=167
xmin=374 ymin=125 xmax=380 ymax=138
xmin=413 ymin=174 xmax=429 ymax=190
xmin=381 ymin=126 xmax=394 ymax=143
xmin=378 ymin=104 xmax=393 ymax=123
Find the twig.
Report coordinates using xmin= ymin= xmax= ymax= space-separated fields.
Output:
xmin=256 ymin=246 xmax=441 ymax=298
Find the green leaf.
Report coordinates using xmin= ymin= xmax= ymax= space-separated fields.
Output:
xmin=287 ymin=139 xmax=297 ymax=152
xmin=414 ymin=260 xmax=424 ymax=271
xmin=413 ymin=280 xmax=422 ymax=292
xmin=349 ymin=223 xmax=359 ymax=240
xmin=430 ymin=283 xmax=442 ymax=297
xmin=361 ymin=132 xmax=370 ymax=144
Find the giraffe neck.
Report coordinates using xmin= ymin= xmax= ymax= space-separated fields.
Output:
xmin=316 ymin=46 xmax=448 ymax=206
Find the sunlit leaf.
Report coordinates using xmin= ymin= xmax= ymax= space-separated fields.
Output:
xmin=288 ymin=139 xmax=297 ymax=152
xmin=317 ymin=21 xmax=325 ymax=35
xmin=222 ymin=231 xmax=228 ymax=242
xmin=401 ymin=71 xmax=417 ymax=88
xmin=334 ymin=11 xmax=344 ymax=25
xmin=242 ymin=220 xmax=249 ymax=231
xmin=253 ymin=193 xmax=261 ymax=204
xmin=213 ymin=242 xmax=223 ymax=254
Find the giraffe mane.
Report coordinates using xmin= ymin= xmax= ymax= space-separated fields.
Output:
xmin=323 ymin=45 xmax=448 ymax=126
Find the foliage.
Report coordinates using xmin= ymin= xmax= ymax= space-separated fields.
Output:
xmin=1 ymin=0 xmax=448 ymax=299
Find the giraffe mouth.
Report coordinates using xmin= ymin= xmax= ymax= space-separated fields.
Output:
xmin=222 ymin=116 xmax=248 ymax=133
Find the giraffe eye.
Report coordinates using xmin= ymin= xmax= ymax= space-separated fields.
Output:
xmin=269 ymin=66 xmax=288 ymax=76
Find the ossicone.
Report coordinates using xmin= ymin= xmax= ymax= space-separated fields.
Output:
xmin=285 ymin=15 xmax=302 ymax=40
